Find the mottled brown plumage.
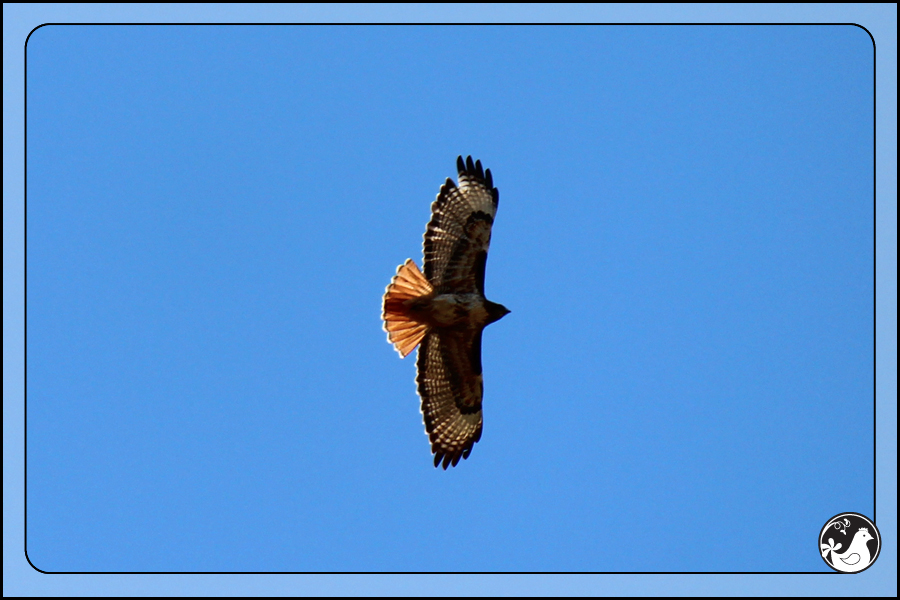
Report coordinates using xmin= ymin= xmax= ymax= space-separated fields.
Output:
xmin=382 ymin=156 xmax=509 ymax=469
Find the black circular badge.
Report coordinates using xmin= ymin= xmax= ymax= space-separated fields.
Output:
xmin=819 ymin=512 xmax=881 ymax=573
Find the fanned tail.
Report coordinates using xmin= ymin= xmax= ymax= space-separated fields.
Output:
xmin=382 ymin=259 xmax=434 ymax=357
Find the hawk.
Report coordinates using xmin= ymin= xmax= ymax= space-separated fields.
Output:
xmin=382 ymin=156 xmax=510 ymax=469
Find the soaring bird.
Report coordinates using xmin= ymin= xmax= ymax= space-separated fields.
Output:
xmin=382 ymin=156 xmax=509 ymax=469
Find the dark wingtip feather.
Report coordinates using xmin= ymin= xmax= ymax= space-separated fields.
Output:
xmin=456 ymin=157 xmax=496 ymax=203
xmin=433 ymin=453 xmax=442 ymax=468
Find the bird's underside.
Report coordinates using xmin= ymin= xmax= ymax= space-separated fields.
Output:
xmin=381 ymin=156 xmax=508 ymax=469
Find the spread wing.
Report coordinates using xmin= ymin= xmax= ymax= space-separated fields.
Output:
xmin=416 ymin=328 xmax=485 ymax=469
xmin=423 ymin=156 xmax=499 ymax=294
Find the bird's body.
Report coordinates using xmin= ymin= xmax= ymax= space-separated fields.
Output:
xmin=824 ymin=528 xmax=875 ymax=572
xmin=382 ymin=156 xmax=509 ymax=469
xmin=407 ymin=293 xmax=497 ymax=328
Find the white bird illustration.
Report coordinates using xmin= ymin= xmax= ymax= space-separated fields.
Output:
xmin=821 ymin=527 xmax=875 ymax=572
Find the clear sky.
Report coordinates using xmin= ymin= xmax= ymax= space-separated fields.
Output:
xmin=4 ymin=3 xmax=897 ymax=597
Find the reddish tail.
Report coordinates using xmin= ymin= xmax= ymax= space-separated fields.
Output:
xmin=382 ymin=259 xmax=434 ymax=357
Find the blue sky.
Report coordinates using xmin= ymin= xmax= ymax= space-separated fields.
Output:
xmin=4 ymin=4 xmax=896 ymax=597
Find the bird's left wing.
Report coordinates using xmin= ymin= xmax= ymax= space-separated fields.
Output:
xmin=416 ymin=327 xmax=485 ymax=469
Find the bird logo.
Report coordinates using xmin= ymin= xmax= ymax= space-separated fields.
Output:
xmin=819 ymin=513 xmax=881 ymax=573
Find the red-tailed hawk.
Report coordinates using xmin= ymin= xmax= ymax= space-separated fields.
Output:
xmin=382 ymin=156 xmax=510 ymax=469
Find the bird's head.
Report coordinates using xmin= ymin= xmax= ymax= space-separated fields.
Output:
xmin=485 ymin=300 xmax=511 ymax=325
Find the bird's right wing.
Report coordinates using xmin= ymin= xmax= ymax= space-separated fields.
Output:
xmin=422 ymin=156 xmax=499 ymax=295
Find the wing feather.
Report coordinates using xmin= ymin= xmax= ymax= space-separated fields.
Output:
xmin=423 ymin=156 xmax=499 ymax=294
xmin=416 ymin=329 xmax=485 ymax=469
